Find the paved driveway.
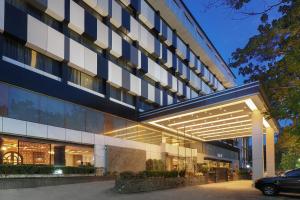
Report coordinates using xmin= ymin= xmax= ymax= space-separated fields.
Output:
xmin=0 ymin=180 xmax=299 ymax=200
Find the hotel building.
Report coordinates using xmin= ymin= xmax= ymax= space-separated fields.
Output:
xmin=0 ymin=0 xmax=278 ymax=180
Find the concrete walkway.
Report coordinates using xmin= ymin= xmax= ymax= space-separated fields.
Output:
xmin=0 ymin=180 xmax=298 ymax=200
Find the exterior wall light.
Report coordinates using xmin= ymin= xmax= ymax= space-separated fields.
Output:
xmin=53 ymin=169 xmax=63 ymax=175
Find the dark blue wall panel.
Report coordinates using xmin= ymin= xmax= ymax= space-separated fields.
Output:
xmin=131 ymin=0 xmax=141 ymax=14
xmin=140 ymin=52 xmax=148 ymax=73
xmin=130 ymin=46 xmax=138 ymax=67
xmin=172 ymin=31 xmax=177 ymax=49
xmin=122 ymin=69 xmax=130 ymax=91
xmin=162 ymin=90 xmax=168 ymax=106
xmin=4 ymin=3 xmax=27 ymax=42
xmin=141 ymin=80 xmax=148 ymax=98
xmin=84 ymin=11 xmax=97 ymax=41
xmin=97 ymin=54 xmax=108 ymax=80
xmin=121 ymin=8 xmax=130 ymax=32
xmin=155 ymin=87 xmax=161 ymax=105
xmin=64 ymin=0 xmax=70 ymax=23
xmin=122 ymin=39 xmax=131 ymax=62
xmin=161 ymin=44 xmax=167 ymax=63
xmin=153 ymin=38 xmax=160 ymax=58
xmin=154 ymin=12 xmax=160 ymax=33
xmin=167 ymin=73 xmax=172 ymax=89
xmin=161 ymin=20 xmax=167 ymax=41
xmin=172 ymin=53 xmax=177 ymax=71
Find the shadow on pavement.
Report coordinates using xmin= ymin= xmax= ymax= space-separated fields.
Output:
xmin=278 ymin=193 xmax=300 ymax=199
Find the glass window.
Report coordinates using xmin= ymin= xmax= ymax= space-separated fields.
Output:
xmin=40 ymin=96 xmax=65 ymax=127
xmin=0 ymin=137 xmax=19 ymax=164
xmin=81 ymin=73 xmax=99 ymax=92
xmin=68 ymin=68 xmax=81 ymax=85
xmin=110 ymin=86 xmax=122 ymax=100
xmin=8 ymin=86 xmax=40 ymax=123
xmin=68 ymin=68 xmax=103 ymax=93
xmin=18 ymin=140 xmax=51 ymax=165
xmin=123 ymin=92 xmax=135 ymax=105
xmin=3 ymin=36 xmax=62 ymax=78
xmin=64 ymin=103 xmax=86 ymax=131
xmin=32 ymin=50 xmax=62 ymax=77
xmin=0 ymin=136 xmax=94 ymax=167
xmin=0 ymin=83 xmax=8 ymax=116
xmin=65 ymin=145 xmax=94 ymax=167
xmin=110 ymin=86 xmax=135 ymax=106
xmin=85 ymin=109 xmax=104 ymax=134
xmin=3 ymin=37 xmax=25 ymax=63
xmin=103 ymin=114 xmax=127 ymax=137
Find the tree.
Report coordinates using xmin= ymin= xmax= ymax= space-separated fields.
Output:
xmin=276 ymin=130 xmax=300 ymax=170
xmin=205 ymin=0 xmax=300 ymax=134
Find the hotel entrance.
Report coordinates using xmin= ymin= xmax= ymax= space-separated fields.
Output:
xmin=139 ymin=82 xmax=279 ymax=181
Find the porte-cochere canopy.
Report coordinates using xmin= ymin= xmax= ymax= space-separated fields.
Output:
xmin=139 ymin=82 xmax=279 ymax=180
xmin=139 ymin=81 xmax=279 ymax=141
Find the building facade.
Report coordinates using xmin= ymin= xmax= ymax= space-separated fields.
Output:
xmin=0 ymin=0 xmax=262 ymax=174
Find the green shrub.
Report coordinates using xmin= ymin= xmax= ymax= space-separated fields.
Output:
xmin=119 ymin=171 xmax=136 ymax=179
xmin=61 ymin=166 xmax=95 ymax=174
xmin=119 ymin=170 xmax=186 ymax=180
xmin=0 ymin=164 xmax=95 ymax=175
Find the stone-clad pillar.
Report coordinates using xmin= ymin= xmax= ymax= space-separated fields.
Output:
xmin=251 ymin=110 xmax=264 ymax=181
xmin=94 ymin=135 xmax=106 ymax=175
xmin=266 ymin=127 xmax=275 ymax=177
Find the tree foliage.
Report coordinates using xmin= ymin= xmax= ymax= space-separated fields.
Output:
xmin=275 ymin=130 xmax=300 ymax=170
xmin=221 ymin=0 xmax=300 ymax=134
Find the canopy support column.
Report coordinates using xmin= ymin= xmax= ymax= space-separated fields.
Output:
xmin=266 ymin=127 xmax=275 ymax=176
xmin=251 ymin=110 xmax=264 ymax=181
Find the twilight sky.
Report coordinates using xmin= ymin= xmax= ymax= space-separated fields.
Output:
xmin=182 ymin=0 xmax=281 ymax=85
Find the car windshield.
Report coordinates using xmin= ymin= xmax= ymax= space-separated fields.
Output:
xmin=284 ymin=169 xmax=300 ymax=178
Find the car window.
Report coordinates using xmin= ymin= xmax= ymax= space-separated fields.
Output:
xmin=286 ymin=169 xmax=300 ymax=178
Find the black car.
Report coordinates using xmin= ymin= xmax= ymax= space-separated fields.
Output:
xmin=255 ymin=168 xmax=300 ymax=196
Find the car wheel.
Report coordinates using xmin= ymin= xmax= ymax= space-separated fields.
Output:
xmin=262 ymin=185 xmax=277 ymax=196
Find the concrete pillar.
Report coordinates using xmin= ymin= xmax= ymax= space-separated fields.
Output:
xmin=266 ymin=127 xmax=275 ymax=177
xmin=251 ymin=110 xmax=264 ymax=181
xmin=94 ymin=135 xmax=106 ymax=175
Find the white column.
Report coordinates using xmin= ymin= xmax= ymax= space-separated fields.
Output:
xmin=266 ymin=127 xmax=275 ymax=176
xmin=94 ymin=144 xmax=106 ymax=168
xmin=251 ymin=110 xmax=264 ymax=181
xmin=94 ymin=135 xmax=106 ymax=175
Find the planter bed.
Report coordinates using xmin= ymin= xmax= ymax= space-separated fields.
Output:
xmin=115 ymin=176 xmax=208 ymax=194
xmin=0 ymin=175 xmax=114 ymax=190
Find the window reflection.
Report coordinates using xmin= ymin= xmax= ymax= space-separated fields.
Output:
xmin=8 ymin=86 xmax=40 ymax=123
xmin=0 ymin=84 xmax=8 ymax=116
xmin=68 ymin=68 xmax=104 ymax=94
xmin=64 ymin=103 xmax=85 ymax=131
xmin=110 ymin=86 xmax=135 ymax=106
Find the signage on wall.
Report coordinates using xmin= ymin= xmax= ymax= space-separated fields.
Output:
xmin=217 ymin=153 xmax=223 ymax=158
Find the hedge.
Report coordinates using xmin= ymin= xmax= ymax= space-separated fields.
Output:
xmin=0 ymin=164 xmax=95 ymax=175
xmin=119 ymin=170 xmax=186 ymax=180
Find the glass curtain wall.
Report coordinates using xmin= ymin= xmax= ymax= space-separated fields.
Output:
xmin=0 ymin=81 xmax=165 ymax=145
